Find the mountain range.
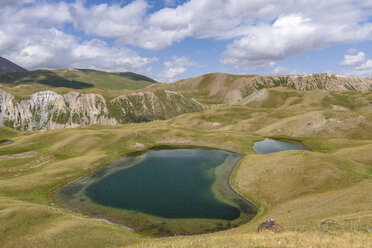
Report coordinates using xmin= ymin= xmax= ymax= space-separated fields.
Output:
xmin=0 ymin=57 xmax=371 ymax=131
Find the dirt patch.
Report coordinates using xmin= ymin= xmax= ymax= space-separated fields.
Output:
xmin=0 ymin=151 xmax=38 ymax=161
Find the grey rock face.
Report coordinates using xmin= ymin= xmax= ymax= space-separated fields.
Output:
xmin=0 ymin=89 xmax=117 ymax=131
xmin=111 ymin=90 xmax=207 ymax=123
xmin=0 ymin=89 xmax=206 ymax=131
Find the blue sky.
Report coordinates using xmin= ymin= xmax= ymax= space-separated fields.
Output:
xmin=1 ymin=0 xmax=372 ymax=82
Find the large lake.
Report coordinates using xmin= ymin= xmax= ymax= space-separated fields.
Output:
xmin=57 ymin=149 xmax=257 ymax=236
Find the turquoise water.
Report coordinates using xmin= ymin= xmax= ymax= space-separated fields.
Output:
xmin=85 ymin=149 xmax=240 ymax=220
xmin=58 ymin=148 xmax=256 ymax=235
xmin=253 ymin=138 xmax=309 ymax=154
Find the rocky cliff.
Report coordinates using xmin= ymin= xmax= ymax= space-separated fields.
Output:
xmin=0 ymin=89 xmax=207 ymax=131
xmin=171 ymin=73 xmax=372 ymax=104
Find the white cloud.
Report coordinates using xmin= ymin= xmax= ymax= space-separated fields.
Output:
xmin=342 ymin=50 xmax=372 ymax=77
xmin=70 ymin=39 xmax=158 ymax=72
xmin=0 ymin=0 xmax=34 ymax=6
xmin=163 ymin=56 xmax=201 ymax=67
xmin=5 ymin=28 xmax=157 ymax=72
xmin=1 ymin=0 xmax=372 ymax=71
xmin=0 ymin=1 xmax=157 ymax=73
xmin=347 ymin=48 xmax=358 ymax=55
xmin=272 ymin=66 xmax=298 ymax=75
xmin=159 ymin=56 xmax=201 ymax=82
xmin=355 ymin=60 xmax=372 ymax=71
xmin=221 ymin=11 xmax=372 ymax=66
xmin=340 ymin=51 xmax=366 ymax=66
xmin=70 ymin=0 xmax=148 ymax=38
xmin=221 ymin=14 xmax=319 ymax=66
xmin=352 ymin=59 xmax=372 ymax=77
xmin=159 ymin=67 xmax=186 ymax=82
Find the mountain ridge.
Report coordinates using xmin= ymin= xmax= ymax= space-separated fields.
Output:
xmin=0 ymin=56 xmax=28 ymax=73
xmin=166 ymin=73 xmax=372 ymax=104
xmin=0 ymin=68 xmax=156 ymax=90
xmin=1 ymin=69 xmax=372 ymax=132
xmin=0 ymin=88 xmax=207 ymax=131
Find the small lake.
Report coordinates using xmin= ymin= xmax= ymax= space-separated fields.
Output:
xmin=0 ymin=140 xmax=13 ymax=146
xmin=253 ymin=138 xmax=309 ymax=154
xmin=57 ymin=149 xmax=257 ymax=236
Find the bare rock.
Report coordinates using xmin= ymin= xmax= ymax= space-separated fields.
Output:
xmin=321 ymin=219 xmax=335 ymax=227
xmin=0 ymin=89 xmax=205 ymax=131
xmin=257 ymin=219 xmax=284 ymax=233
xmin=134 ymin=142 xmax=145 ymax=151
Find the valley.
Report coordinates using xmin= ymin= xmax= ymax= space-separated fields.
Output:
xmin=0 ymin=68 xmax=371 ymax=247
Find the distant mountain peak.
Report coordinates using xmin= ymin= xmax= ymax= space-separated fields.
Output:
xmin=0 ymin=56 xmax=27 ymax=73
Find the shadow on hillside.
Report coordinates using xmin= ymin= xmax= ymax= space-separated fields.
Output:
xmin=118 ymin=72 xmax=157 ymax=83
xmin=0 ymin=70 xmax=94 ymax=89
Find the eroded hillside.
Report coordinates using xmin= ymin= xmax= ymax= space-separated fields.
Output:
xmin=0 ymin=89 xmax=207 ymax=131
xmin=167 ymin=73 xmax=372 ymax=104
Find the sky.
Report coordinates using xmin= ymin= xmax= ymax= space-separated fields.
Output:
xmin=1 ymin=0 xmax=372 ymax=82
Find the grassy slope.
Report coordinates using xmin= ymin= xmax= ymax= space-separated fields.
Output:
xmin=0 ymin=89 xmax=371 ymax=247
xmin=161 ymin=73 xmax=372 ymax=105
xmin=0 ymin=69 xmax=155 ymax=91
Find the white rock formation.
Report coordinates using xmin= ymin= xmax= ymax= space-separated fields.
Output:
xmin=0 ymin=89 xmax=206 ymax=131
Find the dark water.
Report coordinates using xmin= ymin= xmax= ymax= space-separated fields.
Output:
xmin=58 ymin=149 xmax=256 ymax=235
xmin=253 ymin=138 xmax=309 ymax=154
xmin=0 ymin=140 xmax=13 ymax=146
xmin=85 ymin=149 xmax=240 ymax=220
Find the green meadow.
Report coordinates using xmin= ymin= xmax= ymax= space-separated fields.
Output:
xmin=0 ymin=82 xmax=371 ymax=247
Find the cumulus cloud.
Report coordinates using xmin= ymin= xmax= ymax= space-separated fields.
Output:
xmin=221 ymin=14 xmax=320 ymax=66
xmin=70 ymin=0 xmax=148 ymax=38
xmin=163 ymin=56 xmax=201 ymax=67
xmin=355 ymin=60 xmax=372 ymax=71
xmin=0 ymin=1 xmax=157 ymax=73
xmin=221 ymin=11 xmax=372 ymax=66
xmin=159 ymin=67 xmax=186 ymax=82
xmin=340 ymin=51 xmax=366 ymax=66
xmin=0 ymin=0 xmax=34 ymax=6
xmin=4 ymin=28 xmax=157 ymax=72
xmin=1 ymin=0 xmax=372 ymax=71
xmin=75 ymin=0 xmax=370 ymax=67
xmin=159 ymin=56 xmax=201 ymax=82
xmin=351 ymin=59 xmax=372 ymax=77
xmin=272 ymin=66 xmax=298 ymax=75
xmin=342 ymin=50 xmax=372 ymax=77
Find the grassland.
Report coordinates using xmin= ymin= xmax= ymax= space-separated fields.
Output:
xmin=0 ymin=69 xmax=155 ymax=91
xmin=0 ymin=87 xmax=371 ymax=247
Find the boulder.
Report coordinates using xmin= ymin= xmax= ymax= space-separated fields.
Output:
xmin=321 ymin=219 xmax=335 ymax=227
xmin=257 ymin=219 xmax=284 ymax=233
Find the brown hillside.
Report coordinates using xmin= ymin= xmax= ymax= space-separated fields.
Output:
xmin=166 ymin=73 xmax=372 ymax=104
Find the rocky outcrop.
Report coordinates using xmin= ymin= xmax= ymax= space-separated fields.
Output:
xmin=0 ymin=89 xmax=207 ymax=131
xmin=172 ymin=73 xmax=372 ymax=104
xmin=257 ymin=219 xmax=284 ymax=233
xmin=245 ymin=74 xmax=372 ymax=93
xmin=111 ymin=90 xmax=207 ymax=123
xmin=321 ymin=219 xmax=335 ymax=227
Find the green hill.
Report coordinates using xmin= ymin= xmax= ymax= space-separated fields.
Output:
xmin=0 ymin=88 xmax=371 ymax=247
xmin=0 ymin=72 xmax=371 ymax=247
xmin=165 ymin=73 xmax=372 ymax=104
xmin=0 ymin=68 xmax=156 ymax=90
